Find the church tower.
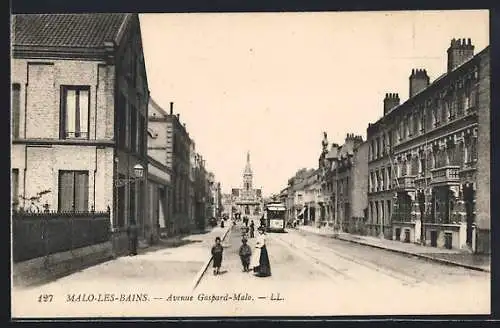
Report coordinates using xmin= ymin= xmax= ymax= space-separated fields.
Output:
xmin=243 ymin=151 xmax=253 ymax=191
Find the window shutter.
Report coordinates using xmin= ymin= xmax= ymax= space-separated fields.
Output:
xmin=74 ymin=172 xmax=89 ymax=211
xmin=12 ymin=84 xmax=21 ymax=138
xmin=59 ymin=171 xmax=75 ymax=211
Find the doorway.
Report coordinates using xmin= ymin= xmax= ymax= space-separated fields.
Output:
xmin=463 ymin=184 xmax=475 ymax=247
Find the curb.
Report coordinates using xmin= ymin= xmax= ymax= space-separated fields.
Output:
xmin=191 ymin=226 xmax=232 ymax=291
xmin=333 ymin=235 xmax=490 ymax=273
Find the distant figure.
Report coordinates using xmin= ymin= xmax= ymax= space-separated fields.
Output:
xmin=239 ymin=237 xmax=252 ymax=272
xmin=250 ymin=229 xmax=272 ymax=277
xmin=126 ymin=222 xmax=138 ymax=256
xmin=220 ymin=219 xmax=225 ymax=228
xmin=211 ymin=237 xmax=224 ymax=275
xmin=249 ymin=221 xmax=255 ymax=238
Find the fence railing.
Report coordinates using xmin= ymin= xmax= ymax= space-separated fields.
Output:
xmin=12 ymin=210 xmax=111 ymax=263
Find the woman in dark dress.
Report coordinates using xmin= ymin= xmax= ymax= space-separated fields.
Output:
xmin=252 ymin=229 xmax=271 ymax=277
xmin=211 ymin=237 xmax=223 ymax=275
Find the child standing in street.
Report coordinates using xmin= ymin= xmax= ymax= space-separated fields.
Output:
xmin=239 ymin=237 xmax=252 ymax=272
xmin=211 ymin=237 xmax=223 ymax=275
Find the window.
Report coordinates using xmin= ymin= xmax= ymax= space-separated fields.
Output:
xmin=12 ymin=169 xmax=19 ymax=207
xmin=440 ymin=99 xmax=447 ymax=123
xmin=138 ymin=114 xmax=146 ymax=155
xmin=129 ymin=182 xmax=136 ymax=224
xmin=117 ymin=93 xmax=127 ymax=149
xmin=12 ymin=84 xmax=21 ymax=138
xmin=413 ymin=113 xmax=419 ymax=135
xmin=60 ymin=86 xmax=90 ymax=139
xmin=117 ymin=179 xmax=126 ymax=228
xmin=381 ymin=168 xmax=385 ymax=190
xmin=447 ymin=98 xmax=455 ymax=120
xmin=420 ymin=108 xmax=425 ymax=132
xmin=432 ymin=100 xmax=439 ymax=126
xmin=471 ymin=136 xmax=478 ymax=162
xmin=130 ymin=105 xmax=137 ymax=152
xmin=58 ymin=171 xmax=89 ymax=212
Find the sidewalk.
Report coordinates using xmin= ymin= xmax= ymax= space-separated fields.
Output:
xmin=15 ymin=225 xmax=232 ymax=292
xmin=296 ymin=225 xmax=490 ymax=272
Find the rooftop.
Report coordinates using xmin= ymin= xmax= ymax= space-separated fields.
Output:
xmin=12 ymin=13 xmax=129 ymax=48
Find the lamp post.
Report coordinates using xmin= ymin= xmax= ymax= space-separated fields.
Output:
xmin=113 ymin=162 xmax=145 ymax=256
xmin=114 ymin=163 xmax=145 ymax=187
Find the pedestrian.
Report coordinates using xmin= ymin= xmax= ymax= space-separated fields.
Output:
xmin=249 ymin=220 xmax=255 ymax=238
xmin=211 ymin=236 xmax=224 ymax=275
xmin=239 ymin=237 xmax=252 ymax=272
xmin=220 ymin=219 xmax=225 ymax=228
xmin=126 ymin=221 xmax=138 ymax=256
xmin=250 ymin=228 xmax=272 ymax=277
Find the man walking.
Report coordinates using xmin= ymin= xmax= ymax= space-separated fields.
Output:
xmin=127 ymin=221 xmax=138 ymax=256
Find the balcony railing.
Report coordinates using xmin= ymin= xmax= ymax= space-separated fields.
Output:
xmin=430 ymin=166 xmax=460 ymax=186
xmin=395 ymin=175 xmax=416 ymax=191
xmin=414 ymin=174 xmax=430 ymax=189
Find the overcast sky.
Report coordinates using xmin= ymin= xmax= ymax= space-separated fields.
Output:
xmin=139 ymin=10 xmax=489 ymax=197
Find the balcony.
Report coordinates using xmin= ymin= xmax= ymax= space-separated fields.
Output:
xmin=430 ymin=166 xmax=460 ymax=186
xmin=414 ymin=174 xmax=430 ymax=190
xmin=395 ymin=175 xmax=416 ymax=192
xmin=459 ymin=161 xmax=477 ymax=183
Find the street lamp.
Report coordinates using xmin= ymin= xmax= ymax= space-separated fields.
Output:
xmin=114 ymin=163 xmax=145 ymax=187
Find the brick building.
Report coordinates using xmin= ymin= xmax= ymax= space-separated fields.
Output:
xmin=366 ymin=38 xmax=490 ymax=253
xmin=11 ymin=14 xmax=150 ymax=255
xmin=147 ymin=98 xmax=173 ymax=240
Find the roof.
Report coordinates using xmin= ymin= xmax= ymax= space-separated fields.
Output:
xmin=149 ymin=97 xmax=169 ymax=117
xmin=13 ymin=13 xmax=129 ymax=48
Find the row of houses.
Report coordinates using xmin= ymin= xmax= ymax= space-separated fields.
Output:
xmin=11 ymin=13 xmax=222 ymax=257
xmin=279 ymin=38 xmax=490 ymax=254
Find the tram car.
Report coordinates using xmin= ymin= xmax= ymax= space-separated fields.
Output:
xmin=264 ymin=202 xmax=287 ymax=233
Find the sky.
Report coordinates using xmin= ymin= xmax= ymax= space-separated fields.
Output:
xmin=139 ymin=10 xmax=489 ymax=197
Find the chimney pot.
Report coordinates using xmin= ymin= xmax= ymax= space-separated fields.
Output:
xmin=170 ymin=102 xmax=174 ymax=115
xmin=383 ymin=91 xmax=400 ymax=115
xmin=448 ymin=38 xmax=474 ymax=72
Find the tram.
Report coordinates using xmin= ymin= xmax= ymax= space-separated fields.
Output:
xmin=264 ymin=202 xmax=287 ymax=233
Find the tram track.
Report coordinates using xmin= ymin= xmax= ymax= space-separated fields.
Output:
xmin=271 ymin=233 xmax=353 ymax=282
xmin=272 ymin=232 xmax=424 ymax=287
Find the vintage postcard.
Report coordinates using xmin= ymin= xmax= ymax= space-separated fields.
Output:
xmin=11 ymin=10 xmax=491 ymax=318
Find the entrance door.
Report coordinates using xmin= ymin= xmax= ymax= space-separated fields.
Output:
xmin=463 ymin=184 xmax=474 ymax=246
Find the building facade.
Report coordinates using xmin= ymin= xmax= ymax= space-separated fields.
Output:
xmin=147 ymin=97 xmax=173 ymax=240
xmin=367 ymin=38 xmax=490 ymax=253
xmin=165 ymin=105 xmax=192 ymax=234
xmin=321 ymin=134 xmax=368 ymax=233
xmin=231 ymin=152 xmax=263 ymax=221
xmin=284 ymin=168 xmax=317 ymax=225
xmin=11 ymin=13 xmax=150 ymax=255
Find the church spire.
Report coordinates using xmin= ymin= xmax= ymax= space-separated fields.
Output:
xmin=244 ymin=151 xmax=252 ymax=175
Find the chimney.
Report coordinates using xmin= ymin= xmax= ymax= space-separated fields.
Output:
xmin=176 ymin=113 xmax=180 ymax=120
xmin=409 ymin=69 xmax=430 ymax=98
xmin=170 ymin=102 xmax=174 ymax=115
xmin=383 ymin=93 xmax=400 ymax=115
xmin=447 ymin=38 xmax=474 ymax=72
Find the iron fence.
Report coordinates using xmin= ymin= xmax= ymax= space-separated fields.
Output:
xmin=12 ymin=210 xmax=111 ymax=263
